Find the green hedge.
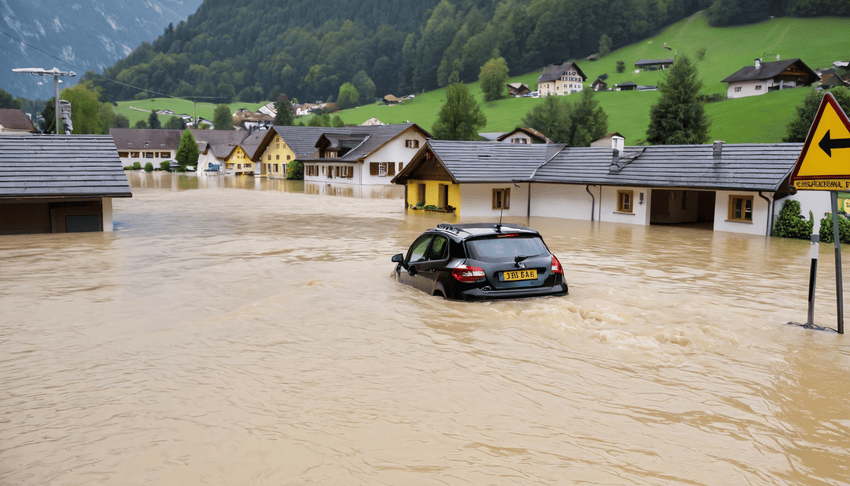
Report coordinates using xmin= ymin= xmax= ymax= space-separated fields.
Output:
xmin=818 ymin=214 xmax=850 ymax=244
xmin=774 ymin=200 xmax=813 ymax=240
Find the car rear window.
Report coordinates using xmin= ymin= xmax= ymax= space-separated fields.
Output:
xmin=465 ymin=236 xmax=548 ymax=263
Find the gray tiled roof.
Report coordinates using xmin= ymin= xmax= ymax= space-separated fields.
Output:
xmin=0 ymin=135 xmax=132 ymax=198
xmin=426 ymin=140 xmax=564 ymax=183
xmin=282 ymin=123 xmax=430 ymax=162
xmin=635 ymin=59 xmax=674 ymax=66
xmin=537 ymin=143 xmax=804 ymax=191
xmin=109 ymin=128 xmax=182 ymax=150
xmin=722 ymin=58 xmax=816 ymax=83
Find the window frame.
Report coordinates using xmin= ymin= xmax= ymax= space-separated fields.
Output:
xmin=492 ymin=188 xmax=511 ymax=210
xmin=617 ymin=190 xmax=634 ymax=213
xmin=728 ymin=195 xmax=754 ymax=223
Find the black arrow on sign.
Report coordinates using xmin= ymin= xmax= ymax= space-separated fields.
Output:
xmin=818 ymin=130 xmax=850 ymax=157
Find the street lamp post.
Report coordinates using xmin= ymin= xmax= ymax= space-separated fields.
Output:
xmin=12 ymin=67 xmax=76 ymax=135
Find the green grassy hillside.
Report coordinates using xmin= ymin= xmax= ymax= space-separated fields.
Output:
xmin=114 ymin=98 xmax=266 ymax=128
xmin=116 ymin=12 xmax=850 ymax=143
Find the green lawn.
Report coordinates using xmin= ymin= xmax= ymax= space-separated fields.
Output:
xmin=115 ymin=12 xmax=850 ymax=143
xmin=114 ymin=98 xmax=266 ymax=127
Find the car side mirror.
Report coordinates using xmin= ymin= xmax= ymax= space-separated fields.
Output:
xmin=392 ymin=253 xmax=404 ymax=263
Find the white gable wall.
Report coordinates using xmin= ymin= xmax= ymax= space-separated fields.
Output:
xmin=361 ymin=128 xmax=427 ymax=185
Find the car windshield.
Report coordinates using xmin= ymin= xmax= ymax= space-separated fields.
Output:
xmin=465 ymin=236 xmax=548 ymax=263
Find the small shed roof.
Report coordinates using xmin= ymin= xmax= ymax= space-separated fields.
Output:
xmin=0 ymin=109 xmax=36 ymax=132
xmin=635 ymin=59 xmax=674 ymax=66
xmin=0 ymin=135 xmax=132 ymax=199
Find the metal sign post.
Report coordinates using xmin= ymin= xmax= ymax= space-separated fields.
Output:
xmin=789 ymin=92 xmax=850 ymax=333
xmin=807 ymin=233 xmax=819 ymax=326
xmin=831 ymin=192 xmax=844 ymax=334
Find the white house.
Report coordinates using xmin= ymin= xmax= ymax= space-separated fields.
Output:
xmin=299 ymin=123 xmax=431 ymax=186
xmin=537 ymin=62 xmax=587 ymax=97
xmin=722 ymin=58 xmax=818 ymax=99
xmin=393 ymin=139 xmax=831 ymax=237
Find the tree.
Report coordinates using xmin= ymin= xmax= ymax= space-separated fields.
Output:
xmin=164 ymin=116 xmax=186 ymax=130
xmin=0 ymin=88 xmax=21 ymax=109
xmin=287 ymin=160 xmax=303 ymax=180
xmin=521 ymin=95 xmax=572 ymax=143
xmin=646 ymin=55 xmax=710 ymax=145
xmin=332 ymin=115 xmax=345 ymax=127
xmin=351 ymin=70 xmax=376 ymax=103
xmin=133 ymin=119 xmax=149 ymax=129
xmin=213 ymin=104 xmax=233 ymax=130
xmin=567 ymin=89 xmax=608 ymax=147
xmin=148 ymin=109 xmax=162 ymax=129
xmin=337 ymin=82 xmax=360 ymax=110
xmin=479 ymin=57 xmax=509 ymax=102
xmin=61 ymin=83 xmax=109 ymax=134
xmin=113 ymin=113 xmax=130 ymax=128
xmin=175 ymin=129 xmax=199 ymax=168
xmin=432 ymin=82 xmax=486 ymax=140
xmin=784 ymin=87 xmax=850 ymax=142
xmin=616 ymin=61 xmax=625 ymax=73
xmin=274 ymin=94 xmax=294 ymax=126
xmin=599 ymin=34 xmax=612 ymax=58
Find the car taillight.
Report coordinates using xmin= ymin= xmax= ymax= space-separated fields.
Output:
xmin=452 ymin=265 xmax=486 ymax=282
xmin=551 ymin=255 xmax=563 ymax=274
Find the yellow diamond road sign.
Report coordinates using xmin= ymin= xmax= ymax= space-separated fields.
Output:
xmin=791 ymin=92 xmax=850 ymax=191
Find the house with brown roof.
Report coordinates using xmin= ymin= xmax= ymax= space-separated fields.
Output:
xmin=722 ymin=58 xmax=818 ymax=99
xmin=506 ymin=83 xmax=531 ymax=97
xmin=537 ymin=62 xmax=586 ymax=97
xmin=497 ymin=127 xmax=552 ymax=144
xmin=0 ymin=109 xmax=37 ymax=134
xmin=110 ymin=128 xmax=182 ymax=168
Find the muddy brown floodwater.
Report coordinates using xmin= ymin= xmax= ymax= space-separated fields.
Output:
xmin=2 ymin=172 xmax=849 ymax=485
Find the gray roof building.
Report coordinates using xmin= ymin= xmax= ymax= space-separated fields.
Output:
xmin=291 ymin=123 xmax=430 ymax=162
xmin=0 ymin=135 xmax=132 ymax=198
xmin=537 ymin=62 xmax=587 ymax=83
xmin=722 ymin=58 xmax=817 ymax=85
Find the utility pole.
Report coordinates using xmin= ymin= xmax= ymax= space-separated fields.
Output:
xmin=12 ymin=67 xmax=76 ymax=135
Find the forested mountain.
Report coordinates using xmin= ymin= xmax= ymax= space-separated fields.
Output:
xmin=1 ymin=0 xmax=203 ymax=100
xmin=82 ymin=0 xmax=848 ymax=104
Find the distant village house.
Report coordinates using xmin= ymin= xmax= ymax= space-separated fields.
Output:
xmin=722 ymin=58 xmax=817 ymax=99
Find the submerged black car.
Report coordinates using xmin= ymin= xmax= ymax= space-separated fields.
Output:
xmin=391 ymin=223 xmax=568 ymax=300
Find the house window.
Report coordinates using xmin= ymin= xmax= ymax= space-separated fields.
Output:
xmin=287 ymin=155 xmax=291 ymax=160
xmin=276 ymin=154 xmax=280 ymax=160
xmin=405 ymin=139 xmax=419 ymax=148
xmin=734 ymin=87 xmax=742 ymax=93
xmin=755 ymin=85 xmax=762 ymax=90
xmin=728 ymin=195 xmax=753 ymax=222
xmin=130 ymin=152 xmax=139 ymax=158
xmin=512 ymin=138 xmax=527 ymax=144
xmin=617 ymin=190 xmax=634 ymax=213
xmin=268 ymin=155 xmax=271 ymax=160
xmin=118 ymin=152 xmax=129 ymax=158
xmin=145 ymin=152 xmax=154 ymax=158
xmin=161 ymin=151 xmax=171 ymax=158
xmin=492 ymin=188 xmax=510 ymax=210
xmin=274 ymin=164 xmax=278 ymax=172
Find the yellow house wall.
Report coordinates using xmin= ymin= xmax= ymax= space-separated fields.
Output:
xmin=226 ymin=146 xmax=252 ymax=172
xmin=259 ymin=134 xmax=295 ymax=177
xmin=406 ymin=180 xmax=461 ymax=216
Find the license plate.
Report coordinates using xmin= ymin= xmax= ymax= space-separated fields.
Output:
xmin=501 ymin=269 xmax=537 ymax=281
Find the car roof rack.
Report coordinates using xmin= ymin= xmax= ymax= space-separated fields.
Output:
xmin=437 ymin=223 xmax=460 ymax=233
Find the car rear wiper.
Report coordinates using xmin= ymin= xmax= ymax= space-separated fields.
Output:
xmin=514 ymin=255 xmax=528 ymax=267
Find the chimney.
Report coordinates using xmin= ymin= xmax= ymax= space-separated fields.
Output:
xmin=611 ymin=135 xmax=624 ymax=157
xmin=754 ymin=58 xmax=761 ymax=69
xmin=713 ymin=140 xmax=724 ymax=156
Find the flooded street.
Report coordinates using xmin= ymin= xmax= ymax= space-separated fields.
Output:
xmin=2 ymin=172 xmax=849 ymax=485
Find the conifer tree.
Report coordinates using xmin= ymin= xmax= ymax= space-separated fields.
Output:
xmin=148 ymin=109 xmax=162 ymax=129
xmin=646 ymin=55 xmax=710 ymax=145
xmin=274 ymin=95 xmax=295 ymax=126
xmin=175 ymin=129 xmax=199 ymax=168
